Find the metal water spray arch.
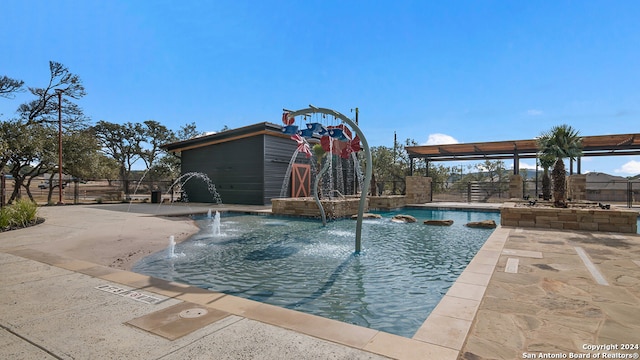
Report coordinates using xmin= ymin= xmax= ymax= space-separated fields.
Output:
xmin=286 ymin=105 xmax=372 ymax=253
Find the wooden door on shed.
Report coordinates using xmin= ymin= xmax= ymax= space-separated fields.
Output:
xmin=291 ymin=164 xmax=311 ymax=197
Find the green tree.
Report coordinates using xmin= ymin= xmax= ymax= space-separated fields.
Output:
xmin=5 ymin=122 xmax=54 ymax=202
xmin=537 ymin=124 xmax=583 ymax=207
xmin=176 ymin=122 xmax=201 ymax=140
xmin=140 ymin=120 xmax=174 ymax=170
xmin=477 ymin=160 xmax=509 ymax=198
xmin=369 ymin=137 xmax=453 ymax=196
xmin=57 ymin=129 xmax=104 ymax=204
xmin=17 ymin=61 xmax=86 ymax=127
xmin=370 ymin=145 xmax=405 ymax=195
xmin=0 ymin=120 xmax=21 ymax=172
xmin=155 ymin=122 xmax=204 ymax=180
xmin=94 ymin=156 xmax=120 ymax=186
xmin=0 ymin=74 xmax=23 ymax=182
xmin=93 ymin=121 xmax=146 ymax=195
xmin=428 ymin=164 xmax=453 ymax=193
xmin=0 ymin=75 xmax=24 ymax=99
xmin=1 ymin=62 xmax=88 ymax=203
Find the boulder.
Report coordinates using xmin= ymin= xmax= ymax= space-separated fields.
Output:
xmin=465 ymin=220 xmax=497 ymax=229
xmin=351 ymin=213 xmax=382 ymax=219
xmin=391 ymin=214 xmax=417 ymax=223
xmin=424 ymin=219 xmax=454 ymax=226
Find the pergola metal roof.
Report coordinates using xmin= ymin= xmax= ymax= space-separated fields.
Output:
xmin=406 ymin=133 xmax=640 ymax=161
xmin=405 ymin=133 xmax=640 ymax=174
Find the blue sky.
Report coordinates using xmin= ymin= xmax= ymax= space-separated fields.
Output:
xmin=1 ymin=0 xmax=639 ymax=175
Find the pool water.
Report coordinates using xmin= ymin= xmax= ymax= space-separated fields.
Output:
xmin=133 ymin=209 xmax=499 ymax=337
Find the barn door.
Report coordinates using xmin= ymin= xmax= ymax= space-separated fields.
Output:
xmin=291 ymin=164 xmax=311 ymax=197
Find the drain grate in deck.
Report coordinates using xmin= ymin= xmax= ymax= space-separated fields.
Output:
xmin=95 ymin=284 xmax=163 ymax=304
xmin=127 ymin=302 xmax=229 ymax=340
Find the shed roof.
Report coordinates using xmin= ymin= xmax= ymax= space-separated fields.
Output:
xmin=405 ymin=133 xmax=640 ymax=161
xmin=162 ymin=122 xmax=289 ymax=153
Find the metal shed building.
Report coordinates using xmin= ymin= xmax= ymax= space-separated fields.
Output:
xmin=163 ymin=122 xmax=308 ymax=205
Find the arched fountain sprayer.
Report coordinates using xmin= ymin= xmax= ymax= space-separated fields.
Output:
xmin=286 ymin=105 xmax=372 ymax=253
xmin=312 ymin=155 xmax=331 ymax=226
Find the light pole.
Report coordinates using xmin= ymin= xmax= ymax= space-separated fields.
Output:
xmin=55 ymin=89 xmax=64 ymax=205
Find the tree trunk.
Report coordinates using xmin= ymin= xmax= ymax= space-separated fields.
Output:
xmin=552 ymin=158 xmax=566 ymax=207
xmin=370 ymin=172 xmax=377 ymax=196
xmin=23 ymin=182 xmax=34 ymax=202
xmin=74 ymin=179 xmax=79 ymax=204
xmin=46 ymin=173 xmax=55 ymax=204
xmin=541 ymin=168 xmax=551 ymax=200
xmin=8 ymin=171 xmax=26 ymax=203
xmin=9 ymin=181 xmax=21 ymax=203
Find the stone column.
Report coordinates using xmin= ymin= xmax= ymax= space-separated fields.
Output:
xmin=405 ymin=176 xmax=432 ymax=204
xmin=567 ymin=174 xmax=586 ymax=202
xmin=509 ymin=174 xmax=523 ymax=199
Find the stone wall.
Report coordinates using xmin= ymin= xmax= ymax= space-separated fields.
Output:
xmin=368 ymin=195 xmax=406 ymax=210
xmin=271 ymin=197 xmax=368 ymax=218
xmin=501 ymin=202 xmax=638 ymax=233
xmin=405 ymin=176 xmax=431 ymax=204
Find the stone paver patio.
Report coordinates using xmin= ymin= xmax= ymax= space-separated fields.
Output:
xmin=460 ymin=227 xmax=640 ymax=359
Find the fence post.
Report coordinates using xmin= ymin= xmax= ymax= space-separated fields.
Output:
xmin=430 ymin=181 xmax=434 ymax=202
xmin=467 ymin=182 xmax=471 ymax=203
xmin=73 ymin=179 xmax=79 ymax=204
xmin=628 ymin=181 xmax=632 ymax=208
xmin=0 ymin=172 xmax=5 ymax=209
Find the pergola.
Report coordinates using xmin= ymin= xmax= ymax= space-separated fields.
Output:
xmin=405 ymin=133 xmax=640 ymax=175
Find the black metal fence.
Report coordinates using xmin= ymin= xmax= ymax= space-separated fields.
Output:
xmin=79 ymin=179 xmax=178 ymax=202
xmin=22 ymin=179 xmax=180 ymax=204
xmin=370 ymin=179 xmax=406 ymax=196
xmin=0 ymin=173 xmax=6 ymax=209
xmin=431 ymin=180 xmax=510 ymax=203
xmin=4 ymin=175 xmax=640 ymax=207
xmin=583 ymin=180 xmax=640 ymax=207
xmin=377 ymin=177 xmax=640 ymax=207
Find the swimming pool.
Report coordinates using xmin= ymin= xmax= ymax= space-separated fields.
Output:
xmin=132 ymin=209 xmax=499 ymax=337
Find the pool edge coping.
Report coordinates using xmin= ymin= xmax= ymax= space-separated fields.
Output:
xmin=411 ymin=225 xmax=508 ymax=351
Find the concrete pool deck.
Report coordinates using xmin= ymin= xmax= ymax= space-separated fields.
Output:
xmin=1 ymin=203 xmax=639 ymax=359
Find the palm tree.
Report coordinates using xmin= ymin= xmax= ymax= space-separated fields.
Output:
xmin=537 ymin=124 xmax=583 ymax=207
xmin=538 ymin=154 xmax=555 ymax=201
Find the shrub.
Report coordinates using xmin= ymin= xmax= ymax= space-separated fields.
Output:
xmin=12 ymin=199 xmax=38 ymax=227
xmin=0 ymin=207 xmax=11 ymax=229
xmin=0 ymin=199 xmax=38 ymax=231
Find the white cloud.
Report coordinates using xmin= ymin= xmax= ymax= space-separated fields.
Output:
xmin=527 ymin=109 xmax=543 ymax=116
xmin=424 ymin=133 xmax=459 ymax=145
xmin=506 ymin=161 xmax=537 ymax=171
xmin=518 ymin=161 xmax=537 ymax=170
xmin=614 ymin=160 xmax=640 ymax=175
